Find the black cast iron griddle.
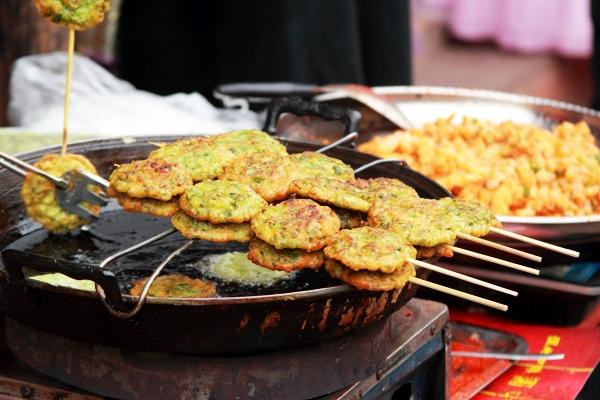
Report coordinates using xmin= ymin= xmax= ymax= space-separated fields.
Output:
xmin=0 ymin=135 xmax=450 ymax=355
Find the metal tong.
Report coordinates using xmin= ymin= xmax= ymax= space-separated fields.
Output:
xmin=0 ymin=150 xmax=108 ymax=220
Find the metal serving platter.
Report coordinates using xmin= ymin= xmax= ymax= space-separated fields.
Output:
xmin=317 ymin=86 xmax=600 ymax=260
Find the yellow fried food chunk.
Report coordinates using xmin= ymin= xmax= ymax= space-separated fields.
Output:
xmin=247 ymin=238 xmax=325 ymax=272
xmin=219 ymin=152 xmax=295 ymax=202
xmin=34 ymin=0 xmax=112 ymax=30
xmin=324 ymin=227 xmax=416 ymax=273
xmin=129 ymin=274 xmax=216 ymax=298
xmin=289 ymin=177 xmax=371 ymax=212
xmin=106 ymin=187 xmax=178 ymax=217
xmin=251 ymin=199 xmax=341 ymax=251
xmin=353 ymin=177 xmax=419 ymax=203
xmin=179 ymin=180 xmax=267 ymax=224
xmin=290 ymin=152 xmax=354 ymax=180
xmin=108 ymin=159 xmax=192 ymax=201
xmin=21 ymin=153 xmax=100 ymax=233
xmin=325 ymin=259 xmax=415 ymax=291
xmin=171 ymin=211 xmax=252 ymax=243
xmin=148 ymin=137 xmax=235 ymax=182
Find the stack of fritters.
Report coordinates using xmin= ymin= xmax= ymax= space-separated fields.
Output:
xmin=248 ymin=199 xmax=340 ymax=271
xmin=105 ymin=129 xmax=503 ymax=292
xmin=173 ymin=180 xmax=267 ymax=243
xmin=108 ymin=159 xmax=191 ymax=217
xmin=324 ymin=227 xmax=417 ymax=291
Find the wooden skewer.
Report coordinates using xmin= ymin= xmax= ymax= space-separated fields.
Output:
xmin=409 ymin=258 xmax=518 ymax=296
xmin=449 ymin=246 xmax=539 ymax=275
xmin=409 ymin=277 xmax=508 ymax=311
xmin=456 ymin=232 xmax=542 ymax=262
xmin=489 ymin=227 xmax=580 ymax=258
xmin=147 ymin=142 xmax=165 ymax=147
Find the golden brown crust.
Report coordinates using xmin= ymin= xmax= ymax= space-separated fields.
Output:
xmin=21 ymin=153 xmax=100 ymax=233
xmin=219 ymin=152 xmax=295 ymax=202
xmin=171 ymin=211 xmax=253 ymax=243
xmin=251 ymin=199 xmax=341 ymax=251
xmin=129 ymin=274 xmax=217 ymax=298
xmin=108 ymin=159 xmax=192 ymax=201
xmin=324 ymin=259 xmax=415 ymax=291
xmin=324 ymin=227 xmax=416 ymax=273
xmin=247 ymin=238 xmax=324 ymax=272
xmin=107 ymin=187 xmax=178 ymax=217
xmin=353 ymin=178 xmax=419 ymax=203
xmin=34 ymin=0 xmax=112 ymax=31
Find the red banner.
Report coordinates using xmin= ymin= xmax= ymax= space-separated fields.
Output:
xmin=450 ymin=305 xmax=600 ymax=400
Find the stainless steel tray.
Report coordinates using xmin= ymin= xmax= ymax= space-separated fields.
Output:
xmin=327 ymin=86 xmax=600 ymax=261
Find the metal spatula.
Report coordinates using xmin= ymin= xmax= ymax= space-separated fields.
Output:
xmin=215 ymin=82 xmax=414 ymax=130
xmin=0 ymin=151 xmax=108 ymax=219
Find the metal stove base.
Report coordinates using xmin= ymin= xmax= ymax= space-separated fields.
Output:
xmin=2 ymin=299 xmax=448 ymax=400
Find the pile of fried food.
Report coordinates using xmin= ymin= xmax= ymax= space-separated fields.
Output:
xmin=358 ymin=116 xmax=600 ymax=217
xmin=105 ymin=130 xmax=501 ymax=295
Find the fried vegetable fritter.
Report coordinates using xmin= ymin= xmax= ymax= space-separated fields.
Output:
xmin=368 ymin=197 xmax=457 ymax=247
xmin=179 ymin=180 xmax=267 ymax=224
xmin=290 ymin=152 xmax=354 ymax=180
xmin=332 ymin=207 xmax=366 ymax=229
xmin=171 ymin=211 xmax=253 ymax=243
xmin=129 ymin=274 xmax=216 ymax=298
xmin=212 ymin=129 xmax=288 ymax=157
xmin=325 ymin=259 xmax=416 ymax=291
xmin=289 ymin=177 xmax=371 ymax=212
xmin=148 ymin=137 xmax=235 ymax=182
xmin=219 ymin=152 xmax=295 ymax=202
xmin=251 ymin=199 xmax=341 ymax=251
xmin=107 ymin=187 xmax=178 ymax=217
xmin=437 ymin=197 xmax=501 ymax=237
xmin=247 ymin=238 xmax=325 ymax=272
xmin=34 ymin=0 xmax=112 ymax=30
xmin=353 ymin=178 xmax=419 ymax=203
xmin=21 ymin=153 xmax=100 ymax=233
xmin=108 ymin=159 xmax=192 ymax=201
xmin=324 ymin=227 xmax=416 ymax=273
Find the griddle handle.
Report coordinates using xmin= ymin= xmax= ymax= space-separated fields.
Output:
xmin=263 ymin=97 xmax=361 ymax=139
xmin=1 ymin=249 xmax=129 ymax=312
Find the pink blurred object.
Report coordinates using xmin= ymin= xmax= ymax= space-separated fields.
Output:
xmin=419 ymin=0 xmax=592 ymax=57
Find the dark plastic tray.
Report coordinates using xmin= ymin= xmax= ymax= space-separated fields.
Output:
xmin=420 ymin=261 xmax=600 ymax=326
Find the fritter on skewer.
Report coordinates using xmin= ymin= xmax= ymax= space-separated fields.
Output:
xmin=171 ymin=211 xmax=253 ymax=243
xmin=368 ymin=197 xmax=456 ymax=247
xmin=109 ymin=159 xmax=192 ymax=201
xmin=129 ymin=274 xmax=216 ymax=298
xmin=325 ymin=259 xmax=415 ymax=291
xmin=251 ymin=199 xmax=341 ymax=251
xmin=212 ymin=129 xmax=288 ymax=157
xmin=179 ymin=180 xmax=267 ymax=224
xmin=21 ymin=153 xmax=101 ymax=233
xmin=353 ymin=177 xmax=419 ymax=203
xmin=148 ymin=137 xmax=235 ymax=182
xmin=289 ymin=177 xmax=371 ymax=212
xmin=438 ymin=198 xmax=501 ymax=237
xmin=107 ymin=187 xmax=178 ymax=217
xmin=34 ymin=0 xmax=112 ymax=30
xmin=219 ymin=152 xmax=296 ymax=202
xmin=247 ymin=238 xmax=325 ymax=272
xmin=415 ymin=244 xmax=454 ymax=259
xmin=324 ymin=227 xmax=416 ymax=273
xmin=290 ymin=152 xmax=354 ymax=181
